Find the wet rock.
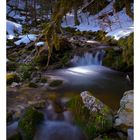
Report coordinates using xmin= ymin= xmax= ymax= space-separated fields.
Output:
xmin=11 ymin=82 xmax=21 ymax=88
xmin=80 ymin=91 xmax=113 ymax=118
xmin=28 ymin=100 xmax=46 ymax=109
xmin=49 ymin=80 xmax=63 ymax=87
xmin=114 ymin=90 xmax=133 ymax=132
xmin=18 ymin=107 xmax=44 ymax=140
xmin=80 ymin=91 xmax=113 ymax=138
xmin=7 ymin=73 xmax=20 ymax=85
xmin=68 ymin=91 xmax=113 ymax=139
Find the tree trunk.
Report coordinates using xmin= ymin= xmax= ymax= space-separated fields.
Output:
xmin=74 ymin=6 xmax=80 ymax=26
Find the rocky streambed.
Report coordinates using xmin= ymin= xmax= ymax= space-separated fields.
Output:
xmin=7 ymin=90 xmax=133 ymax=140
xmin=7 ymin=33 xmax=133 ymax=140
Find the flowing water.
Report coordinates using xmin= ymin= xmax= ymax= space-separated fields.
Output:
xmin=70 ymin=50 xmax=105 ymax=66
xmin=45 ymin=50 xmax=133 ymax=109
xmin=34 ymin=121 xmax=86 ymax=140
xmin=7 ymin=50 xmax=133 ymax=140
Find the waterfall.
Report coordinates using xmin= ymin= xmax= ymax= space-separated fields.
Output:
xmin=71 ymin=50 xmax=105 ymax=66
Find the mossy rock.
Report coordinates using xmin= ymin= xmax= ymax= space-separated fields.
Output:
xmin=18 ymin=107 xmax=44 ymax=140
xmin=40 ymin=77 xmax=48 ymax=83
xmin=7 ymin=73 xmax=20 ymax=85
xmin=67 ymin=95 xmax=113 ymax=140
xmin=28 ymin=82 xmax=38 ymax=88
xmin=28 ymin=100 xmax=46 ymax=109
xmin=49 ymin=80 xmax=63 ymax=87
xmin=17 ymin=64 xmax=36 ymax=80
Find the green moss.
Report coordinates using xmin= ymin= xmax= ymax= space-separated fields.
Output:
xmin=103 ymin=33 xmax=133 ymax=71
xmin=61 ymin=53 xmax=70 ymax=66
xmin=67 ymin=96 xmax=112 ymax=140
xmin=28 ymin=82 xmax=38 ymax=88
xmin=7 ymin=73 xmax=20 ymax=85
xmin=17 ymin=64 xmax=36 ymax=81
xmin=18 ymin=107 xmax=44 ymax=140
xmin=49 ymin=80 xmax=63 ymax=87
xmin=117 ymin=33 xmax=133 ymax=67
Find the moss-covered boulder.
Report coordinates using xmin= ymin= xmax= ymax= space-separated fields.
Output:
xmin=67 ymin=91 xmax=113 ymax=140
xmin=18 ymin=107 xmax=44 ymax=140
xmin=17 ymin=64 xmax=36 ymax=81
xmin=7 ymin=73 xmax=20 ymax=85
xmin=49 ymin=80 xmax=63 ymax=87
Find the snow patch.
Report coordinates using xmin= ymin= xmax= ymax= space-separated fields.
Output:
xmin=7 ymin=20 xmax=22 ymax=38
xmin=106 ymin=26 xmax=134 ymax=40
xmin=35 ymin=42 xmax=45 ymax=47
xmin=62 ymin=2 xmax=133 ymax=40
xmin=14 ymin=34 xmax=37 ymax=46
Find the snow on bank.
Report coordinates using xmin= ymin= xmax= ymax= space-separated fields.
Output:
xmin=14 ymin=34 xmax=37 ymax=46
xmin=62 ymin=2 xmax=133 ymax=40
xmin=35 ymin=42 xmax=45 ymax=47
xmin=7 ymin=20 xmax=22 ymax=39
xmin=106 ymin=26 xmax=134 ymax=40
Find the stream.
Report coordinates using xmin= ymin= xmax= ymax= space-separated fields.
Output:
xmin=7 ymin=50 xmax=133 ymax=140
xmin=45 ymin=50 xmax=133 ymax=109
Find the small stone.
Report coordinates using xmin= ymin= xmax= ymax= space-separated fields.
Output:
xmin=11 ymin=82 xmax=21 ymax=88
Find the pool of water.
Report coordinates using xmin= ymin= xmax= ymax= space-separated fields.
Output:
xmin=45 ymin=65 xmax=133 ymax=110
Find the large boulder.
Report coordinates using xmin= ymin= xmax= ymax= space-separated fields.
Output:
xmin=114 ymin=90 xmax=133 ymax=133
xmin=80 ymin=91 xmax=113 ymax=121
xmin=18 ymin=107 xmax=44 ymax=140
xmin=67 ymin=91 xmax=113 ymax=139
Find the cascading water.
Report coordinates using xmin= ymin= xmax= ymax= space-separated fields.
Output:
xmin=70 ymin=50 xmax=105 ymax=66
